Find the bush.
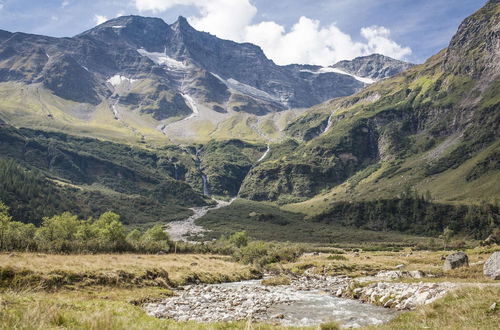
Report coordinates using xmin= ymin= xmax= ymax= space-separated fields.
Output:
xmin=234 ymin=241 xmax=303 ymax=266
xmin=228 ymin=231 xmax=248 ymax=248
xmin=327 ymin=254 xmax=348 ymax=261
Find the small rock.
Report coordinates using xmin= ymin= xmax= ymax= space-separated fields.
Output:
xmin=489 ymin=302 xmax=497 ymax=312
xmin=395 ymin=264 xmax=405 ymax=270
xmin=409 ymin=270 xmax=425 ymax=279
xmin=443 ymin=252 xmax=469 ymax=271
xmin=272 ymin=313 xmax=285 ymax=319
xmin=483 ymin=252 xmax=500 ymax=280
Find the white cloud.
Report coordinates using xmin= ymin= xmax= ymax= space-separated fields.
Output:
xmin=134 ymin=0 xmax=411 ymax=66
xmin=94 ymin=15 xmax=108 ymax=26
xmin=134 ymin=0 xmax=256 ymax=41
xmin=61 ymin=1 xmax=69 ymax=8
xmin=0 ymin=4 xmax=4 ymax=11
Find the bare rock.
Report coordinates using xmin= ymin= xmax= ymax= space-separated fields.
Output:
xmin=483 ymin=252 xmax=500 ymax=280
xmin=443 ymin=252 xmax=469 ymax=271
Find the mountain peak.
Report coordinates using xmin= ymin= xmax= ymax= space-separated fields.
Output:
xmin=171 ymin=15 xmax=196 ymax=32
xmin=332 ymin=54 xmax=414 ymax=80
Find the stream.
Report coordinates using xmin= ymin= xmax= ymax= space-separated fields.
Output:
xmin=146 ymin=279 xmax=398 ymax=328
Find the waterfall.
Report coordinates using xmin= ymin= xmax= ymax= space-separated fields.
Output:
xmin=258 ymin=144 xmax=270 ymax=162
xmin=195 ymin=148 xmax=210 ymax=196
xmin=323 ymin=114 xmax=333 ymax=134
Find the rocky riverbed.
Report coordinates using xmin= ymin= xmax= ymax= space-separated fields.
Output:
xmin=144 ymin=272 xmax=458 ymax=327
xmin=165 ymin=198 xmax=236 ymax=242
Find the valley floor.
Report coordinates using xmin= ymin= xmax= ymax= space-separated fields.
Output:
xmin=1 ymin=247 xmax=499 ymax=329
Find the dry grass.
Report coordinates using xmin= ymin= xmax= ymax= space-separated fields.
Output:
xmin=261 ymin=276 xmax=291 ymax=286
xmin=282 ymin=246 xmax=500 ymax=282
xmin=0 ymin=252 xmax=254 ymax=285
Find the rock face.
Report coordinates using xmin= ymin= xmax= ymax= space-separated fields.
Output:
xmin=483 ymin=252 xmax=500 ymax=280
xmin=443 ymin=252 xmax=469 ymax=271
xmin=0 ymin=15 xmax=411 ymax=120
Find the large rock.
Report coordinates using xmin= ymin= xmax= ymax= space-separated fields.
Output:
xmin=483 ymin=252 xmax=500 ymax=280
xmin=443 ymin=252 xmax=469 ymax=271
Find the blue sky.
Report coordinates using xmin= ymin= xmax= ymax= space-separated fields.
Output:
xmin=0 ymin=0 xmax=487 ymax=64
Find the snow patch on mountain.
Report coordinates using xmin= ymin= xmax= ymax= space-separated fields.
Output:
xmin=299 ymin=67 xmax=376 ymax=84
xmin=107 ymin=75 xmax=137 ymax=87
xmin=137 ymin=48 xmax=189 ymax=70
xmin=318 ymin=67 xmax=376 ymax=84
xmin=212 ymin=73 xmax=280 ymax=104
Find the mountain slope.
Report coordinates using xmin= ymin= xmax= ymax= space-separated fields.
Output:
xmin=239 ymin=0 xmax=500 ymax=207
xmin=0 ymin=16 xmax=410 ymax=144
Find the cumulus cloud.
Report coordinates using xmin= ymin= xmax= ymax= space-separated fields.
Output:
xmin=134 ymin=0 xmax=256 ymax=41
xmin=134 ymin=0 xmax=411 ymax=66
xmin=94 ymin=14 xmax=108 ymax=25
xmin=61 ymin=1 xmax=69 ymax=8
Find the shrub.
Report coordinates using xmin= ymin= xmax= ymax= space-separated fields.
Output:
xmin=229 ymin=231 xmax=248 ymax=248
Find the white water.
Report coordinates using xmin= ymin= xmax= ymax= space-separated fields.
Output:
xmin=257 ymin=144 xmax=270 ymax=162
xmin=201 ymin=174 xmax=209 ymax=196
xmin=181 ymin=94 xmax=199 ymax=121
xmin=165 ymin=198 xmax=237 ymax=242
xmin=323 ymin=114 xmax=333 ymax=134
xmin=220 ymin=280 xmax=397 ymax=328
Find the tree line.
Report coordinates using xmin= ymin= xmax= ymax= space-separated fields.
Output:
xmin=315 ymin=190 xmax=499 ymax=240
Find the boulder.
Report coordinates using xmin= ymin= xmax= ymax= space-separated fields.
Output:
xmin=443 ymin=252 xmax=469 ymax=271
xmin=483 ymin=252 xmax=500 ymax=280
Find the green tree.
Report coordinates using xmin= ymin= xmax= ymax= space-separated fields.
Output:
xmin=142 ymin=225 xmax=170 ymax=242
xmin=126 ymin=229 xmax=142 ymax=242
xmin=34 ymin=212 xmax=81 ymax=252
xmin=91 ymin=211 xmax=127 ymax=251
xmin=0 ymin=202 xmax=12 ymax=250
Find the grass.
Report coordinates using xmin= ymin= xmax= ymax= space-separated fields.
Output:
xmin=261 ymin=276 xmax=291 ymax=286
xmin=0 ymin=253 xmax=257 ymax=287
xmin=279 ymin=246 xmax=500 ymax=280
xmin=366 ymin=287 xmax=500 ymax=330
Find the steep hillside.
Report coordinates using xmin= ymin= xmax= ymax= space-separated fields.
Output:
xmin=239 ymin=0 xmax=500 ymax=207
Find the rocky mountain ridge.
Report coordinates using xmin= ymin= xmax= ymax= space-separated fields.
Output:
xmin=0 ymin=15 xmax=411 ymax=144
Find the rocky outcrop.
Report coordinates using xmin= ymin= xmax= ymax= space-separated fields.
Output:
xmin=483 ymin=252 xmax=500 ymax=280
xmin=341 ymin=281 xmax=456 ymax=310
xmin=443 ymin=252 xmax=469 ymax=271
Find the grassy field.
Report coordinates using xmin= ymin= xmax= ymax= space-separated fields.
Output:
xmin=279 ymin=246 xmax=500 ymax=280
xmin=197 ymin=199 xmax=444 ymax=247
xmin=1 ymin=248 xmax=499 ymax=329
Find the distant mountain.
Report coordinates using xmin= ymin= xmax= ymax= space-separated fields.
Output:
xmin=332 ymin=54 xmax=414 ymax=81
xmin=0 ymin=16 xmax=411 ymax=144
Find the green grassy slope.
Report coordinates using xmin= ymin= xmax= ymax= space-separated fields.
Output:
xmin=240 ymin=1 xmax=500 ymax=209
